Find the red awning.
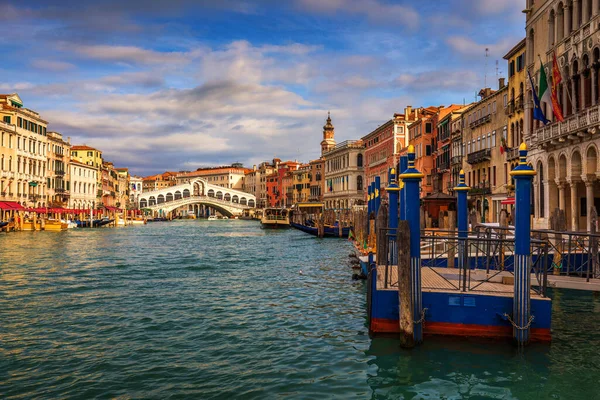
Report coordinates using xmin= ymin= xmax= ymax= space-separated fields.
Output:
xmin=0 ymin=201 xmax=26 ymax=211
xmin=501 ymin=197 xmax=515 ymax=205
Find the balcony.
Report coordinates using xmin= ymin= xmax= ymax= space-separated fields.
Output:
xmin=437 ymin=162 xmax=450 ymax=172
xmin=467 ymin=148 xmax=491 ymax=164
xmin=469 ymin=114 xmax=491 ymax=128
xmin=533 ymin=104 xmax=600 ymax=148
xmin=505 ymin=147 xmax=519 ymax=161
xmin=469 ymin=182 xmax=491 ymax=196
xmin=515 ymin=94 xmax=524 ymax=112
xmin=450 ymin=155 xmax=462 ymax=165
xmin=55 ymin=170 xmax=65 ymax=176
xmin=505 ymin=101 xmax=515 ymax=116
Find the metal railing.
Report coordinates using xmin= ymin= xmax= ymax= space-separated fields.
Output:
xmin=377 ymin=226 xmax=549 ymax=297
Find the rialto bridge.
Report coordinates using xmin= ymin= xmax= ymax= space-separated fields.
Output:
xmin=138 ymin=178 xmax=256 ymax=217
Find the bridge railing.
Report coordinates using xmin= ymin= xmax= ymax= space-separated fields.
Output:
xmin=145 ymin=195 xmax=253 ymax=210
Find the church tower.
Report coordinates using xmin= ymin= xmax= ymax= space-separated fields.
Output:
xmin=320 ymin=112 xmax=336 ymax=156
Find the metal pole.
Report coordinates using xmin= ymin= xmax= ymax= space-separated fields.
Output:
xmin=510 ymin=143 xmax=536 ymax=346
xmin=387 ymin=168 xmax=400 ymax=266
xmin=399 ymin=156 xmax=408 ymax=221
xmin=399 ymin=145 xmax=424 ymax=344
xmin=455 ymin=170 xmax=470 ymax=292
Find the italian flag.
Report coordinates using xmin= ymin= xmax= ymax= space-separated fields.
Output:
xmin=539 ymin=61 xmax=564 ymax=122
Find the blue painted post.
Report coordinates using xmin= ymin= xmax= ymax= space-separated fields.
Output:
xmin=367 ymin=184 xmax=373 ymax=217
xmin=510 ymin=143 xmax=536 ymax=346
xmin=387 ymin=168 xmax=399 ymax=235
xmin=374 ymin=176 xmax=381 ymax=217
xmin=398 ymin=145 xmax=424 ymax=343
xmin=399 ymin=156 xmax=408 ymax=221
xmin=387 ymin=168 xmax=400 ymax=266
xmin=454 ymin=170 xmax=470 ymax=292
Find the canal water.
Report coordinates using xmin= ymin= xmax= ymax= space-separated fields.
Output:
xmin=1 ymin=220 xmax=600 ymax=399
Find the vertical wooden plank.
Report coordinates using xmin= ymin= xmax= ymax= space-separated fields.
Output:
xmin=447 ymin=210 xmax=456 ymax=268
xmin=397 ymin=220 xmax=414 ymax=348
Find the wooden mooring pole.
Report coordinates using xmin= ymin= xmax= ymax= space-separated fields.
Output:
xmin=397 ymin=220 xmax=414 ymax=348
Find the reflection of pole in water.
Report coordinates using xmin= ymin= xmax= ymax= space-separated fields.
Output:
xmin=593 ymin=291 xmax=600 ymax=313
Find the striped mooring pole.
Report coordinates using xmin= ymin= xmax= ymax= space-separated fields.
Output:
xmin=454 ymin=169 xmax=470 ymax=291
xmin=399 ymin=155 xmax=408 ymax=221
xmin=374 ymin=176 xmax=381 ymax=217
xmin=367 ymin=183 xmax=373 ymax=217
xmin=399 ymin=145 xmax=424 ymax=343
xmin=510 ymin=142 xmax=536 ymax=345
xmin=387 ymin=167 xmax=400 ymax=265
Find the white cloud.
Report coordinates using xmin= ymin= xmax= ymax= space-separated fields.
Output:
xmin=31 ymin=59 xmax=76 ymax=72
xmin=446 ymin=36 xmax=517 ymax=59
xmin=69 ymin=44 xmax=198 ymax=65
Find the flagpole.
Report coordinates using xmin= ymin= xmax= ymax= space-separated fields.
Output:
xmin=541 ymin=52 xmax=573 ymax=117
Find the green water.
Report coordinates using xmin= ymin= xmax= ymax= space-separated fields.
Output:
xmin=1 ymin=220 xmax=600 ymax=399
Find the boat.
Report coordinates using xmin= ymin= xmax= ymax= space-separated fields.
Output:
xmin=207 ymin=215 xmax=218 ymax=221
xmin=289 ymin=202 xmax=352 ymax=238
xmin=131 ymin=217 xmax=147 ymax=225
xmin=184 ymin=211 xmax=197 ymax=219
xmin=0 ymin=221 xmax=8 ymax=229
xmin=94 ymin=217 xmax=114 ymax=227
xmin=44 ymin=219 xmax=69 ymax=231
xmin=260 ymin=208 xmax=290 ymax=228
xmin=61 ymin=219 xmax=78 ymax=229
xmin=147 ymin=217 xmax=168 ymax=222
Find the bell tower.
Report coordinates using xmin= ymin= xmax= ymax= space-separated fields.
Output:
xmin=320 ymin=112 xmax=336 ymax=156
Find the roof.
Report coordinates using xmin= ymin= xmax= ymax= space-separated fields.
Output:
xmin=503 ymin=38 xmax=526 ymax=60
xmin=70 ymin=159 xmax=96 ymax=168
xmin=361 ymin=119 xmax=394 ymax=140
xmin=71 ymin=145 xmax=100 ymax=151
xmin=422 ymin=192 xmax=457 ymax=201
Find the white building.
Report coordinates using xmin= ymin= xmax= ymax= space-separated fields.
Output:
xmin=130 ymin=175 xmax=143 ymax=208
xmin=69 ymin=160 xmax=97 ymax=210
xmin=526 ymin=0 xmax=600 ymax=231
xmin=323 ymin=140 xmax=365 ymax=209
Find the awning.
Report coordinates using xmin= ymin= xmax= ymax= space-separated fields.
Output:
xmin=103 ymin=206 xmax=121 ymax=212
xmin=0 ymin=201 xmax=26 ymax=211
xmin=501 ymin=197 xmax=515 ymax=205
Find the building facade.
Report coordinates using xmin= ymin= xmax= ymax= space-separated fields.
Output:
xmin=0 ymin=93 xmax=48 ymax=207
xmin=526 ymin=0 xmax=600 ymax=231
xmin=129 ymin=175 xmax=143 ymax=208
xmin=69 ymin=160 xmax=97 ymax=210
xmin=176 ymin=166 xmax=248 ymax=189
xmin=47 ymin=131 xmax=71 ymax=207
xmin=323 ymin=140 xmax=365 ymax=209
xmin=308 ymin=158 xmax=324 ymax=202
xmin=291 ymin=164 xmax=311 ymax=204
xmin=462 ymin=84 xmax=509 ymax=223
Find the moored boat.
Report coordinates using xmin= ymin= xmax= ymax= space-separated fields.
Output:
xmin=290 ymin=202 xmax=352 ymax=238
xmin=260 ymin=208 xmax=290 ymax=228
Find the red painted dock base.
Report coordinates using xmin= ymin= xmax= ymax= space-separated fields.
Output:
xmin=371 ymin=318 xmax=551 ymax=342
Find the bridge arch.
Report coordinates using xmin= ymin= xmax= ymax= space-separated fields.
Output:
xmin=193 ymin=180 xmax=206 ymax=196
xmin=224 ymin=193 xmax=231 ymax=201
xmin=140 ymin=198 xmax=148 ymax=208
xmin=232 ymin=195 xmax=239 ymax=203
xmin=240 ymin=197 xmax=247 ymax=205
xmin=149 ymin=196 xmax=156 ymax=206
xmin=183 ymin=189 xmax=190 ymax=198
xmin=248 ymin=199 xmax=255 ymax=207
xmin=157 ymin=194 xmax=165 ymax=204
xmin=216 ymin=191 xmax=223 ymax=200
xmin=208 ymin=189 xmax=215 ymax=197
xmin=175 ymin=190 xmax=182 ymax=200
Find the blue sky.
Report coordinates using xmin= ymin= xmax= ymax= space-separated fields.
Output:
xmin=0 ymin=0 xmax=525 ymax=176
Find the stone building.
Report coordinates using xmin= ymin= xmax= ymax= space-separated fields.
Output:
xmin=47 ymin=131 xmax=71 ymax=207
xmin=526 ymin=0 xmax=600 ymax=231
xmin=323 ymin=140 xmax=365 ymax=209
xmin=308 ymin=158 xmax=324 ymax=202
xmin=0 ymin=93 xmax=48 ymax=207
xmin=291 ymin=164 xmax=311 ymax=204
xmin=244 ymin=160 xmax=276 ymax=208
xmin=461 ymin=83 xmax=509 ymax=223
xmin=69 ymin=160 xmax=97 ymax=210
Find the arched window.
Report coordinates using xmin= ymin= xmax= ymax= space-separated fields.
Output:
xmin=183 ymin=189 xmax=190 ymax=198
xmin=357 ymin=153 xmax=363 ymax=167
xmin=157 ymin=194 xmax=165 ymax=204
xmin=166 ymin=193 xmax=174 ymax=202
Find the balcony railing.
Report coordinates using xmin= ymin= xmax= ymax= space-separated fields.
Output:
xmin=505 ymin=147 xmax=519 ymax=161
xmin=505 ymin=101 xmax=515 ymax=116
xmin=469 ymin=114 xmax=491 ymax=128
xmin=451 ymin=155 xmax=462 ymax=165
xmin=467 ymin=148 xmax=491 ymax=164
xmin=469 ymin=182 xmax=491 ymax=196
xmin=515 ymin=94 xmax=524 ymax=112
xmin=447 ymin=181 xmax=458 ymax=192
xmin=437 ymin=162 xmax=450 ymax=172
xmin=55 ymin=170 xmax=65 ymax=176
xmin=533 ymin=104 xmax=600 ymax=147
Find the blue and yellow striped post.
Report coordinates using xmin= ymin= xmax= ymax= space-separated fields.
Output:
xmin=510 ymin=143 xmax=536 ymax=345
xmin=399 ymin=156 xmax=408 ymax=221
xmin=367 ymin=184 xmax=373 ymax=218
xmin=387 ymin=168 xmax=399 ymax=236
xmin=374 ymin=176 xmax=381 ymax=216
xmin=454 ymin=170 xmax=470 ymax=291
xmin=399 ymin=145 xmax=424 ymax=343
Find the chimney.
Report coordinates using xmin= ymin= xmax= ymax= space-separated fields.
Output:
xmin=499 ymin=77 xmax=505 ymax=89
xmin=405 ymin=105 xmax=412 ymax=118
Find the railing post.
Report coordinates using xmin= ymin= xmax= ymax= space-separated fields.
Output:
xmin=399 ymin=145 xmax=424 ymax=344
xmin=510 ymin=143 xmax=536 ymax=346
xmin=454 ymin=170 xmax=470 ymax=292
xmin=374 ymin=176 xmax=381 ymax=218
xmin=399 ymin=156 xmax=408 ymax=221
xmin=387 ymin=167 xmax=400 ymax=266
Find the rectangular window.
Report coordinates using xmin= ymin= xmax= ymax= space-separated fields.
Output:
xmin=492 ymin=130 xmax=497 ymax=147
xmin=425 ymin=123 xmax=432 ymax=134
xmin=503 ymin=94 xmax=507 ymax=107
xmin=493 ymin=101 xmax=497 ymax=113
xmin=493 ymin=166 xmax=496 ymax=186
xmin=426 ymin=144 xmax=432 ymax=156
xmin=504 ymin=164 xmax=508 ymax=184
xmin=17 ymin=117 xmax=22 ymax=127
xmin=3 ymin=116 xmax=10 ymax=124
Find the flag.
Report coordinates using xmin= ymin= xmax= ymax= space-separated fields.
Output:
xmin=528 ymin=70 xmax=549 ymax=125
xmin=551 ymin=52 xmax=565 ymax=122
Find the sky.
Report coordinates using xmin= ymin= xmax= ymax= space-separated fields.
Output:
xmin=0 ymin=0 xmax=525 ymax=176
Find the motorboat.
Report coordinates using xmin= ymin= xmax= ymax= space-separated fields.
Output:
xmin=260 ymin=208 xmax=290 ymax=228
xmin=207 ymin=215 xmax=218 ymax=221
